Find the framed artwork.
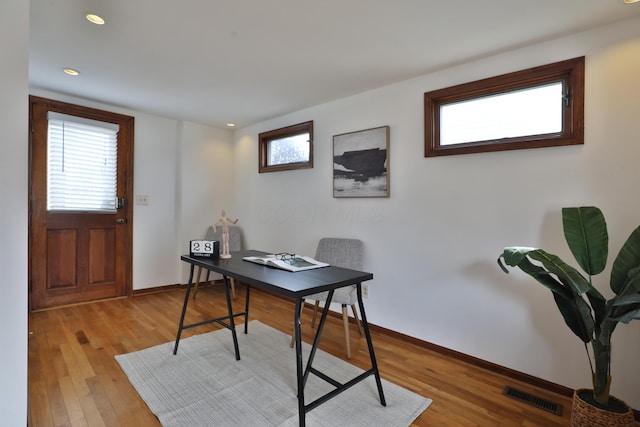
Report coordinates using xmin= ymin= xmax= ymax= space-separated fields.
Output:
xmin=333 ymin=126 xmax=389 ymax=198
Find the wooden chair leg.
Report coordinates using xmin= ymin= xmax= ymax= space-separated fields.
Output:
xmin=192 ymin=266 xmax=204 ymax=299
xmin=351 ymin=304 xmax=363 ymax=336
xmin=342 ymin=305 xmax=351 ymax=359
xmin=310 ymin=300 xmax=320 ymax=329
xmin=290 ymin=299 xmax=305 ymax=348
xmin=229 ymin=277 xmax=236 ymax=298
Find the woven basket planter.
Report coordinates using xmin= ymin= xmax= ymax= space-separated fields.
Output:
xmin=571 ymin=389 xmax=635 ymax=427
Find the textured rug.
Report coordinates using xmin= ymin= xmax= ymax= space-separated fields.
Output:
xmin=115 ymin=320 xmax=431 ymax=426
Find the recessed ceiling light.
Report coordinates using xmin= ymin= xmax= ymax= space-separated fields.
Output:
xmin=226 ymin=123 xmax=236 ymax=127
xmin=63 ymin=68 xmax=80 ymax=76
xmin=86 ymin=13 xmax=105 ymax=25
xmin=624 ymin=0 xmax=639 ymax=3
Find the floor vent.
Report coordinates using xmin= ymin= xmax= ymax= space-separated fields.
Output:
xmin=502 ymin=386 xmax=563 ymax=416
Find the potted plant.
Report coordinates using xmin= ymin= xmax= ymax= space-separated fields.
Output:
xmin=497 ymin=206 xmax=640 ymax=426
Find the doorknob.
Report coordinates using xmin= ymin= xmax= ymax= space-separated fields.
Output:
xmin=116 ymin=218 xmax=126 ymax=224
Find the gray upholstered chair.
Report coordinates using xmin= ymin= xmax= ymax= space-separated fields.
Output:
xmin=290 ymin=237 xmax=364 ymax=359
xmin=192 ymin=225 xmax=242 ymax=298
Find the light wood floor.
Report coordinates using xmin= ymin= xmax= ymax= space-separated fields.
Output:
xmin=29 ymin=283 xmax=581 ymax=426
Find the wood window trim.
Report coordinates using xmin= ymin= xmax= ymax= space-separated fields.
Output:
xmin=259 ymin=121 xmax=313 ymax=173
xmin=424 ymin=56 xmax=585 ymax=157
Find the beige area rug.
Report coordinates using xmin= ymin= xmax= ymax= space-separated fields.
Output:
xmin=115 ymin=320 xmax=431 ymax=426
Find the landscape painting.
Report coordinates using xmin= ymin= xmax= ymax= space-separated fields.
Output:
xmin=333 ymin=126 xmax=389 ymax=198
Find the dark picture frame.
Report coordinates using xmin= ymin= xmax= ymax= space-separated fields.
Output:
xmin=333 ymin=126 xmax=389 ymax=198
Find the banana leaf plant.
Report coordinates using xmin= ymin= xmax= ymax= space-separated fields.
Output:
xmin=497 ymin=206 xmax=640 ymax=406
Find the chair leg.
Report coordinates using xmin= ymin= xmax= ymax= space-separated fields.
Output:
xmin=192 ymin=266 xmax=203 ymax=299
xmin=351 ymin=304 xmax=363 ymax=336
xmin=311 ymin=300 xmax=320 ymax=328
xmin=290 ymin=299 xmax=305 ymax=348
xmin=342 ymin=305 xmax=351 ymax=359
xmin=229 ymin=277 xmax=236 ymax=298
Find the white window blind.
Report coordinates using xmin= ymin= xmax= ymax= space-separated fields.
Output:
xmin=47 ymin=112 xmax=119 ymax=212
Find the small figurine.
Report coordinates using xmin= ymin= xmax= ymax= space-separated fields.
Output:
xmin=213 ymin=209 xmax=238 ymax=259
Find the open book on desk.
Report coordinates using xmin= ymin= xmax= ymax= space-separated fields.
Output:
xmin=242 ymin=254 xmax=329 ymax=272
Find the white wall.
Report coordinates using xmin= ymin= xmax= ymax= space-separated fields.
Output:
xmin=233 ymin=17 xmax=640 ymax=408
xmin=0 ymin=1 xmax=29 ymax=425
xmin=29 ymin=89 xmax=236 ymax=291
xmin=177 ymin=121 xmax=235 ymax=282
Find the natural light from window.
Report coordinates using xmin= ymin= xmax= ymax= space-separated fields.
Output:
xmin=440 ymin=82 xmax=563 ymax=146
xmin=267 ymin=133 xmax=310 ymax=166
xmin=47 ymin=114 xmax=119 ymax=212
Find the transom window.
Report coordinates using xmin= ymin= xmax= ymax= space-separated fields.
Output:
xmin=259 ymin=121 xmax=313 ymax=173
xmin=424 ymin=56 xmax=584 ymax=157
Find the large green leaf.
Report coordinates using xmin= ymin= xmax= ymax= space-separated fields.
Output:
xmin=501 ymin=247 xmax=592 ymax=295
xmin=527 ymin=250 xmax=591 ymax=294
xmin=500 ymin=247 xmax=594 ymax=342
xmin=562 ymin=207 xmax=608 ymax=276
xmin=610 ymin=305 xmax=640 ymax=323
xmin=610 ymin=225 xmax=640 ymax=294
xmin=610 ymin=289 xmax=640 ymax=324
xmin=552 ymin=286 xmax=593 ymax=343
xmin=500 ymin=249 xmax=572 ymax=298
xmin=586 ymin=287 xmax=607 ymax=326
xmin=500 ymin=247 xmax=535 ymax=268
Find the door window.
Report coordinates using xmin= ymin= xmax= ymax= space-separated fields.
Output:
xmin=47 ymin=112 xmax=119 ymax=212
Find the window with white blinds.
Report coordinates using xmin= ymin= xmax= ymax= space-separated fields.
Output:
xmin=47 ymin=112 xmax=119 ymax=212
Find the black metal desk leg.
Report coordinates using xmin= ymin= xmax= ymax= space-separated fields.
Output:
xmin=357 ymin=283 xmax=386 ymax=406
xmin=302 ymin=289 xmax=334 ymax=386
xmin=223 ymin=275 xmax=241 ymax=360
xmin=243 ymin=284 xmax=250 ymax=334
xmin=293 ymin=298 xmax=306 ymax=427
xmin=173 ymin=264 xmax=195 ymax=355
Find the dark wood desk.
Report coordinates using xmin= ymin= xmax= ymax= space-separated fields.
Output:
xmin=174 ymin=249 xmax=386 ymax=427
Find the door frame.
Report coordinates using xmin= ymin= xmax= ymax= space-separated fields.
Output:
xmin=28 ymin=96 xmax=134 ymax=310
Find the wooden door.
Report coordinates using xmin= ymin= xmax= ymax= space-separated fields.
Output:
xmin=29 ymin=96 xmax=134 ymax=310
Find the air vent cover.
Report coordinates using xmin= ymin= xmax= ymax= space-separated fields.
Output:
xmin=502 ymin=386 xmax=563 ymax=416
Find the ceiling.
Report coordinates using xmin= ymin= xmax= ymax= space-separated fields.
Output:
xmin=29 ymin=0 xmax=640 ymax=130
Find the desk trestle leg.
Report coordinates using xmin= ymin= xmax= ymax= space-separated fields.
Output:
xmin=297 ymin=287 xmax=386 ymax=425
xmin=223 ymin=275 xmax=241 ymax=360
xmin=293 ymin=298 xmax=306 ymax=427
xmin=173 ymin=268 xmax=245 ymax=361
xmin=357 ymin=283 xmax=386 ymax=406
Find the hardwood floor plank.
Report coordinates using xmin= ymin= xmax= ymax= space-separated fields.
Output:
xmin=27 ymin=377 xmax=54 ymax=427
xmin=28 ymin=284 xmax=624 ymax=426
xmin=77 ymin=393 xmax=108 ymax=427
xmin=58 ymin=375 xmax=88 ymax=427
